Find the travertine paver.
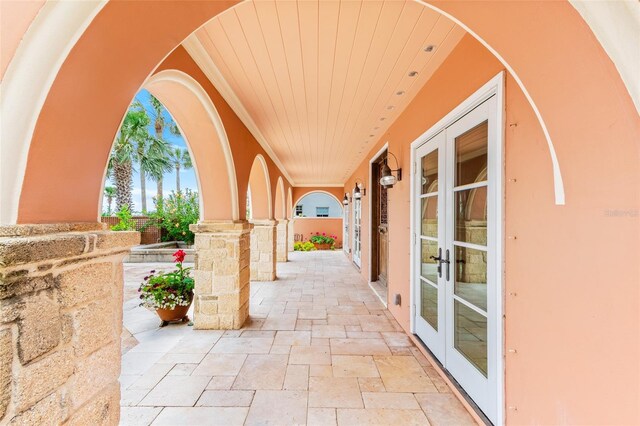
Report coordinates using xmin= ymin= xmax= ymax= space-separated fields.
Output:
xmin=119 ymin=251 xmax=477 ymax=425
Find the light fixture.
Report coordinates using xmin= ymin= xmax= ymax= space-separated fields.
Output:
xmin=408 ymin=71 xmax=418 ymax=77
xmin=353 ymin=179 xmax=366 ymax=199
xmin=396 ymin=91 xmax=405 ymax=96
xmin=380 ymin=151 xmax=402 ymax=188
xmin=424 ymin=45 xmax=435 ymax=52
xmin=342 ymin=193 xmax=350 ymax=205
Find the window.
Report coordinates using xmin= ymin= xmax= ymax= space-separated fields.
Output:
xmin=316 ymin=207 xmax=329 ymax=217
xmin=295 ymin=205 xmax=303 ymax=216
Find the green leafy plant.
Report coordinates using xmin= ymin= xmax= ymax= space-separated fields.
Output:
xmin=294 ymin=241 xmax=317 ymax=251
xmin=152 ymin=189 xmax=199 ymax=244
xmin=138 ymin=250 xmax=194 ymax=310
xmin=111 ymin=206 xmax=136 ymax=231
xmin=309 ymin=232 xmax=336 ymax=245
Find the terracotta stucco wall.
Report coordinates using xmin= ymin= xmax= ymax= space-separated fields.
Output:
xmin=293 ymin=218 xmax=343 ymax=247
xmin=345 ymin=34 xmax=640 ymax=424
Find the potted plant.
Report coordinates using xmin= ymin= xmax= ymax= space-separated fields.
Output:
xmin=138 ymin=249 xmax=194 ymax=327
xmin=309 ymin=233 xmax=336 ymax=250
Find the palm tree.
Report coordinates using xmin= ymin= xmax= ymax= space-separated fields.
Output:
xmin=169 ymin=147 xmax=193 ymax=192
xmin=109 ymin=102 xmax=150 ymax=212
xmin=135 ymin=135 xmax=171 ymax=213
xmin=109 ymin=100 xmax=171 ymax=213
xmin=148 ymin=95 xmax=180 ymax=206
xmin=104 ymin=186 xmax=116 ymax=215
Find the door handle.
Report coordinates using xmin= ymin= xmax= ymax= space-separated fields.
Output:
xmin=442 ymin=249 xmax=451 ymax=281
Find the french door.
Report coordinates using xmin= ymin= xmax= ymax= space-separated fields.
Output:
xmin=343 ymin=202 xmax=350 ymax=254
xmin=413 ymin=90 xmax=502 ymax=423
xmin=352 ymin=194 xmax=362 ymax=267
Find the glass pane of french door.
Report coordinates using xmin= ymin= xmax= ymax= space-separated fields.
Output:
xmin=419 ymin=149 xmax=439 ymax=330
xmin=451 ymin=120 xmax=489 ymax=377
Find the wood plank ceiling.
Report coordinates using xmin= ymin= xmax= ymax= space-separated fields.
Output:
xmin=183 ymin=0 xmax=465 ymax=186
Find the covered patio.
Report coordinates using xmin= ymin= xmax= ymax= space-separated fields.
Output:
xmin=119 ymin=251 xmax=474 ymax=425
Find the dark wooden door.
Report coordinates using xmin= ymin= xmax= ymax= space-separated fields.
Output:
xmin=372 ymin=155 xmax=389 ymax=287
xmin=378 ymin=180 xmax=389 ymax=287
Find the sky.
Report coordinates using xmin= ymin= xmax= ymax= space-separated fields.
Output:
xmin=103 ymin=89 xmax=198 ymax=214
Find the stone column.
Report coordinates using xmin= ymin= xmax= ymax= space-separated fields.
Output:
xmin=249 ymin=220 xmax=277 ymax=281
xmin=276 ymin=219 xmax=288 ymax=262
xmin=189 ymin=221 xmax=251 ymax=330
xmin=0 ymin=223 xmax=138 ymax=425
xmin=288 ymin=219 xmax=295 ymax=252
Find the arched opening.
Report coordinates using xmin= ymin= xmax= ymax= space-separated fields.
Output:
xmin=247 ymin=154 xmax=277 ymax=281
xmin=286 ymin=187 xmax=293 ymax=220
xmin=292 ymin=191 xmax=344 ymax=250
xmin=247 ymin=155 xmax=272 ymax=220
xmin=274 ymin=177 xmax=286 ymax=220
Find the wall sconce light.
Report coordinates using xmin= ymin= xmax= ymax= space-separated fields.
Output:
xmin=353 ymin=179 xmax=366 ymax=199
xmin=342 ymin=193 xmax=350 ymax=205
xmin=380 ymin=152 xmax=402 ymax=188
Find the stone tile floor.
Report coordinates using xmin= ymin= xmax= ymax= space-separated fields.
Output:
xmin=120 ymin=251 xmax=476 ymax=425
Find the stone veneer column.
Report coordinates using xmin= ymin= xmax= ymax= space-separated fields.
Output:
xmin=189 ymin=221 xmax=251 ymax=330
xmin=249 ymin=220 xmax=277 ymax=281
xmin=287 ymin=219 xmax=295 ymax=252
xmin=0 ymin=223 xmax=138 ymax=425
xmin=276 ymin=220 xmax=288 ymax=262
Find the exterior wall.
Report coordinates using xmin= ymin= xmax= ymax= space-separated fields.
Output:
xmin=293 ymin=218 xmax=343 ymax=247
xmin=0 ymin=224 xmax=138 ymax=424
xmin=345 ymin=33 xmax=640 ymax=425
xmin=294 ymin=193 xmax=342 ymax=218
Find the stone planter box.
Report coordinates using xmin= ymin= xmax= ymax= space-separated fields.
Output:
xmin=313 ymin=243 xmax=332 ymax=250
xmin=125 ymin=241 xmax=195 ymax=263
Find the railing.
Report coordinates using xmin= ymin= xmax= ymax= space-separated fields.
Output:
xmin=101 ymin=216 xmax=162 ymax=245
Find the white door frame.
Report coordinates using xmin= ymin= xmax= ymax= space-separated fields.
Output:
xmin=352 ymin=188 xmax=362 ymax=268
xmin=368 ymin=143 xmax=389 ymax=284
xmin=409 ymin=72 xmax=504 ymax=425
xmin=343 ymin=200 xmax=350 ymax=254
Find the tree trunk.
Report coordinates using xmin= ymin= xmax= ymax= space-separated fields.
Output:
xmin=107 ymin=197 xmax=113 ymax=215
xmin=113 ymin=161 xmax=133 ymax=212
xmin=140 ymin=167 xmax=147 ymax=213
xmin=175 ymin=164 xmax=181 ymax=192
xmin=156 ymin=176 xmax=164 ymax=210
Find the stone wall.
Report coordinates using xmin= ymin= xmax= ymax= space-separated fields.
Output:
xmin=0 ymin=223 xmax=138 ymax=425
xmin=249 ymin=220 xmax=276 ymax=282
xmin=276 ymin=220 xmax=288 ymax=262
xmin=190 ymin=221 xmax=251 ymax=330
xmin=287 ymin=220 xmax=294 ymax=252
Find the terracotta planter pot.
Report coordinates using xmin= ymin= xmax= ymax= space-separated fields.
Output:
xmin=155 ymin=292 xmax=193 ymax=324
xmin=313 ymin=243 xmax=332 ymax=250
